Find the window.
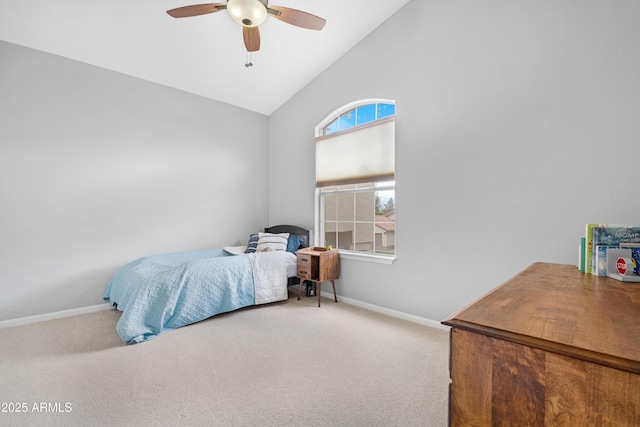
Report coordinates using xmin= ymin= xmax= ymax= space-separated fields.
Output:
xmin=322 ymin=103 xmax=396 ymax=137
xmin=315 ymin=100 xmax=395 ymax=262
xmin=320 ymin=181 xmax=395 ymax=256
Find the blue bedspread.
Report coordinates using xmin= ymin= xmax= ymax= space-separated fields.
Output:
xmin=104 ymin=249 xmax=255 ymax=344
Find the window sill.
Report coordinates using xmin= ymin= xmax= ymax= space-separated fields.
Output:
xmin=338 ymin=251 xmax=395 ymax=265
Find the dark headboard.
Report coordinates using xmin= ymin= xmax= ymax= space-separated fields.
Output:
xmin=264 ymin=225 xmax=311 ymax=287
xmin=264 ymin=225 xmax=311 ymax=249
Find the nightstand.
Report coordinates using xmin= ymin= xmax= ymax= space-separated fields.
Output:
xmin=296 ymin=247 xmax=339 ymax=307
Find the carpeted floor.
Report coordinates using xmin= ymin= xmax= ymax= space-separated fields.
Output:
xmin=0 ymin=290 xmax=450 ymax=426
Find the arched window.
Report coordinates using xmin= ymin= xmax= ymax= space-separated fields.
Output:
xmin=315 ymin=100 xmax=395 ymax=262
xmin=320 ymin=102 xmax=396 ymax=137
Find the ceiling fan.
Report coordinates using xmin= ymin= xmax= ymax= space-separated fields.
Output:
xmin=167 ymin=0 xmax=326 ymax=54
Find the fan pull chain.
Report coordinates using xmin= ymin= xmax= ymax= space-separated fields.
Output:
xmin=245 ymin=52 xmax=253 ymax=68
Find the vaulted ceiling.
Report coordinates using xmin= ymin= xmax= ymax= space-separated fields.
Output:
xmin=0 ymin=0 xmax=411 ymax=115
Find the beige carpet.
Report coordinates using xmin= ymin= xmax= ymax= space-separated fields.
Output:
xmin=0 ymin=290 xmax=450 ymax=426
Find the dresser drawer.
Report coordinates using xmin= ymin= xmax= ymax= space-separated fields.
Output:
xmin=297 ymin=255 xmax=311 ymax=278
xmin=297 ymin=268 xmax=311 ymax=279
xmin=297 ymin=253 xmax=318 ymax=280
xmin=297 ymin=253 xmax=312 ymax=265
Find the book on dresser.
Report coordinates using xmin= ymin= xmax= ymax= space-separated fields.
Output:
xmin=587 ymin=225 xmax=640 ymax=274
xmin=594 ymin=245 xmax=619 ymax=276
xmin=584 ymin=223 xmax=604 ymax=273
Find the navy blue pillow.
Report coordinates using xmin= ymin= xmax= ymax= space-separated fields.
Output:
xmin=287 ymin=234 xmax=304 ymax=253
xmin=244 ymin=234 xmax=259 ymax=253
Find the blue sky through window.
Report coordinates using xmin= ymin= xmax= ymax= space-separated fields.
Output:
xmin=377 ymin=103 xmax=395 ymax=119
xmin=324 ymin=102 xmax=395 ymax=136
xmin=325 ymin=118 xmax=340 ymax=135
xmin=357 ymin=104 xmax=376 ymax=125
xmin=339 ymin=109 xmax=356 ymax=129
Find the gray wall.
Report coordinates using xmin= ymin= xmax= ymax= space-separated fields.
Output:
xmin=0 ymin=41 xmax=269 ymax=321
xmin=268 ymin=0 xmax=640 ymax=322
xmin=3 ymin=0 xmax=639 ymax=325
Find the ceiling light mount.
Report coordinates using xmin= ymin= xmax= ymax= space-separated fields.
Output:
xmin=227 ymin=0 xmax=267 ymax=28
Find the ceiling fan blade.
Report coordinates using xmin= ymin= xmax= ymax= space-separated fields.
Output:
xmin=267 ymin=6 xmax=326 ymax=31
xmin=167 ymin=3 xmax=226 ymax=18
xmin=243 ymin=26 xmax=261 ymax=52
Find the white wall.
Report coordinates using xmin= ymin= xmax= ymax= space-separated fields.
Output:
xmin=0 ymin=41 xmax=269 ymax=321
xmin=268 ymin=0 xmax=640 ymax=322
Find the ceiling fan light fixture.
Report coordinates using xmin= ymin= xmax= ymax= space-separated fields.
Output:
xmin=227 ymin=0 xmax=267 ymax=27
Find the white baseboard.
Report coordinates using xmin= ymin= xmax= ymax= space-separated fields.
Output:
xmin=0 ymin=303 xmax=112 ymax=329
xmin=321 ymin=291 xmax=450 ymax=331
xmin=0 ymin=294 xmax=449 ymax=332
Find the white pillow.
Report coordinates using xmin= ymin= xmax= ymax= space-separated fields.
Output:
xmin=256 ymin=232 xmax=290 ymax=252
xmin=223 ymin=245 xmax=248 ymax=255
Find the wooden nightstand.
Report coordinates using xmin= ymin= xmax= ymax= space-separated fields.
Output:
xmin=296 ymin=247 xmax=339 ymax=307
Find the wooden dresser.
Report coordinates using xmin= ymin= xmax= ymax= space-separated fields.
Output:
xmin=442 ymin=262 xmax=640 ymax=426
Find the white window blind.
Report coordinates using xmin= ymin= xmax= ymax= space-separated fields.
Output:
xmin=316 ymin=118 xmax=395 ymax=187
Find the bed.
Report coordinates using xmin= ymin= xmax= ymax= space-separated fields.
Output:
xmin=103 ymin=225 xmax=310 ymax=344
